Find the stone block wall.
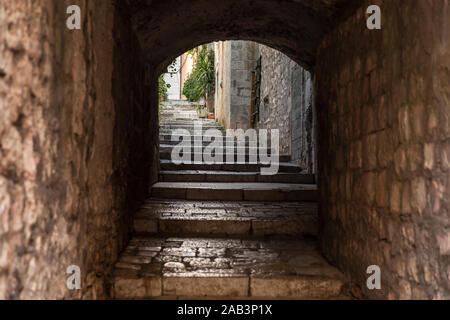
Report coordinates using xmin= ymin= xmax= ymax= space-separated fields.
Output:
xmin=291 ymin=66 xmax=316 ymax=173
xmin=258 ymin=46 xmax=292 ymax=155
xmin=258 ymin=46 xmax=315 ymax=172
xmin=316 ymin=0 xmax=450 ymax=299
xmin=0 ymin=0 xmax=155 ymax=299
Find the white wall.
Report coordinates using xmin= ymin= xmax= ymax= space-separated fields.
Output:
xmin=164 ymin=56 xmax=181 ymax=100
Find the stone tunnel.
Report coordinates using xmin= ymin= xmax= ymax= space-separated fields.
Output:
xmin=0 ymin=0 xmax=449 ymax=299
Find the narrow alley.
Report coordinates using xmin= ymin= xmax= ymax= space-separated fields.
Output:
xmin=0 ymin=0 xmax=448 ymax=302
xmin=114 ymin=101 xmax=343 ymax=299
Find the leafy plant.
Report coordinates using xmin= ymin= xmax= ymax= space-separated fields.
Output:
xmin=182 ymin=45 xmax=215 ymax=102
xmin=158 ymin=74 xmax=171 ymax=121
xmin=158 ymin=59 xmax=178 ymax=105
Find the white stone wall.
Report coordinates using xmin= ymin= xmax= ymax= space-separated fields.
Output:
xmin=164 ymin=56 xmax=181 ymax=100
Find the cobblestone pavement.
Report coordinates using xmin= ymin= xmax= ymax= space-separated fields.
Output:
xmin=114 ymin=236 xmax=345 ymax=299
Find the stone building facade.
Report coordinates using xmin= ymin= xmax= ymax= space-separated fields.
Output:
xmin=257 ymin=45 xmax=316 ymax=173
xmin=215 ymin=42 xmax=316 ymax=172
xmin=215 ymin=41 xmax=259 ymax=130
xmin=163 ymin=56 xmax=181 ymax=100
xmin=0 ymin=0 xmax=448 ymax=300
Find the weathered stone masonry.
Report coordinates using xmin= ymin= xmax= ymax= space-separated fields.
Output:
xmin=258 ymin=45 xmax=316 ymax=173
xmin=0 ymin=1 xmax=156 ymax=299
xmin=316 ymin=0 xmax=450 ymax=299
xmin=0 ymin=0 xmax=448 ymax=300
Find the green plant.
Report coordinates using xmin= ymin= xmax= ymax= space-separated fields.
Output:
xmin=182 ymin=45 xmax=215 ymax=102
xmin=158 ymin=74 xmax=171 ymax=121
xmin=158 ymin=74 xmax=171 ymax=103
xmin=158 ymin=59 xmax=177 ymax=105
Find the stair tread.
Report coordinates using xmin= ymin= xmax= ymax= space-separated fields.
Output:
xmin=153 ymin=182 xmax=317 ymax=190
xmin=159 ymin=144 xmax=278 ymax=150
xmin=137 ymin=199 xmax=317 ymax=221
xmin=117 ymin=106 xmax=341 ymax=299
xmin=134 ymin=199 xmax=318 ymax=236
xmin=159 ymin=159 xmax=300 ymax=167
xmin=113 ymin=236 xmax=345 ymax=299
xmin=160 ymin=170 xmax=310 ymax=176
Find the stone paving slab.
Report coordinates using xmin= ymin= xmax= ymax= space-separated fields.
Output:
xmin=113 ymin=236 xmax=345 ymax=299
xmin=160 ymin=124 xmax=224 ymax=129
xmin=159 ymin=170 xmax=313 ymax=183
xmin=159 ymin=144 xmax=281 ymax=155
xmin=160 ymin=134 xmax=276 ymax=142
xmin=134 ymin=199 xmax=318 ymax=236
xmin=151 ymin=182 xmax=318 ymax=202
xmin=160 ymin=152 xmax=292 ymax=163
xmin=160 ymin=133 xmax=271 ymax=140
xmin=159 ymin=160 xmax=304 ymax=173
xmin=159 ymin=139 xmax=275 ymax=148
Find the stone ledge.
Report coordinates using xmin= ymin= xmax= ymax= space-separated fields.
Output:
xmin=113 ymin=236 xmax=345 ymax=299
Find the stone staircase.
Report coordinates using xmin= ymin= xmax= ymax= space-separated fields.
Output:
xmin=112 ymin=101 xmax=347 ymax=299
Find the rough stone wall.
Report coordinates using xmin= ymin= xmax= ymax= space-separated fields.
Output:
xmin=258 ymin=46 xmax=292 ymax=155
xmin=258 ymin=45 xmax=315 ymax=172
xmin=291 ymin=66 xmax=316 ymax=173
xmin=0 ymin=0 xmax=154 ymax=299
xmin=316 ymin=0 xmax=450 ymax=299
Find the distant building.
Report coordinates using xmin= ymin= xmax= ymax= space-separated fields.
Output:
xmin=163 ymin=53 xmax=195 ymax=101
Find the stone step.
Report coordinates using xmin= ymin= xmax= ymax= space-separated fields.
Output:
xmin=159 ymin=160 xmax=304 ymax=173
xmin=160 ymin=120 xmax=217 ymax=125
xmin=160 ymin=108 xmax=196 ymax=112
xmin=161 ymin=109 xmax=197 ymax=113
xmin=150 ymin=182 xmax=318 ymax=202
xmin=159 ymin=138 xmax=274 ymax=147
xmin=160 ymin=116 xmax=198 ymax=121
xmin=159 ymin=170 xmax=314 ymax=184
xmin=160 ymin=151 xmax=291 ymax=162
xmin=162 ymin=99 xmax=195 ymax=105
xmin=161 ymin=106 xmax=196 ymax=110
xmin=160 ymin=123 xmax=222 ymax=127
xmin=160 ymin=133 xmax=273 ymax=141
xmin=160 ymin=144 xmax=280 ymax=155
xmin=159 ymin=124 xmax=219 ymax=129
xmin=160 ymin=109 xmax=197 ymax=112
xmin=160 ymin=129 xmax=225 ymax=135
xmin=161 ymin=108 xmax=196 ymax=111
xmin=160 ymin=123 xmax=223 ymax=128
xmin=133 ymin=199 xmax=318 ymax=237
xmin=113 ymin=236 xmax=345 ymax=299
xmin=160 ymin=112 xmax=198 ymax=116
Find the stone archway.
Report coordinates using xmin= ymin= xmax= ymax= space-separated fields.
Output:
xmin=124 ymin=0 xmax=363 ymax=73
xmin=0 ymin=0 xmax=448 ymax=300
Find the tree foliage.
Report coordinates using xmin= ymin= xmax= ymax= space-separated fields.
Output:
xmin=183 ymin=45 xmax=215 ymax=102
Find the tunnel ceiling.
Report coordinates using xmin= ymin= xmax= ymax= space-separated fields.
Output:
xmin=122 ymin=0 xmax=363 ymax=73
